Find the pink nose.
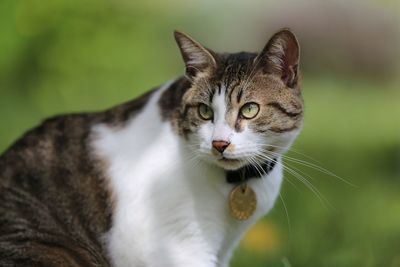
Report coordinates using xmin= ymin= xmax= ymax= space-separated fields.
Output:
xmin=212 ymin=140 xmax=230 ymax=153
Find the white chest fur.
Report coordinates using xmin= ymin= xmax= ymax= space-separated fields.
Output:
xmin=92 ymin=84 xmax=283 ymax=267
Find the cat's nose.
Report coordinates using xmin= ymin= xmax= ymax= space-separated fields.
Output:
xmin=212 ymin=140 xmax=230 ymax=153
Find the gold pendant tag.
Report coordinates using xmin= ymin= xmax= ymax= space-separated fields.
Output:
xmin=229 ymin=184 xmax=257 ymax=220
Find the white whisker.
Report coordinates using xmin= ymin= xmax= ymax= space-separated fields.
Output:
xmin=279 ymin=193 xmax=291 ymax=235
xmin=255 ymin=153 xmax=332 ymax=210
xmin=259 ymin=148 xmax=356 ymax=187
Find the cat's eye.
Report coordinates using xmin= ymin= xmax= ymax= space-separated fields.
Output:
xmin=198 ymin=103 xmax=213 ymax=120
xmin=240 ymin=102 xmax=259 ymax=119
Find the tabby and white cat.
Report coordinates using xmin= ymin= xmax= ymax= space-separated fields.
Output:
xmin=0 ymin=29 xmax=303 ymax=267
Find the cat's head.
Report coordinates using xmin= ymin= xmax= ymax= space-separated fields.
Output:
xmin=174 ymin=29 xmax=303 ymax=170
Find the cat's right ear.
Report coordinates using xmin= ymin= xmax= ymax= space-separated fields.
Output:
xmin=174 ymin=31 xmax=217 ymax=80
xmin=256 ymin=29 xmax=300 ymax=88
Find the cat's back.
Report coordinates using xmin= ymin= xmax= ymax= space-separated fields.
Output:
xmin=0 ymin=113 xmax=113 ymax=266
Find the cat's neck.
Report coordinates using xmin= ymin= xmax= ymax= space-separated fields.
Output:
xmin=226 ymin=159 xmax=277 ymax=184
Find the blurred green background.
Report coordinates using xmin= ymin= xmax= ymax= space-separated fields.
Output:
xmin=1 ymin=0 xmax=399 ymax=266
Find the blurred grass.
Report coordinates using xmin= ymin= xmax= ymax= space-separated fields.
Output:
xmin=1 ymin=0 xmax=399 ymax=266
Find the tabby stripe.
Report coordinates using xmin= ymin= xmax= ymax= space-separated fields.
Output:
xmin=268 ymin=125 xmax=299 ymax=133
xmin=227 ymin=80 xmax=240 ymax=104
xmin=208 ymin=89 xmax=215 ymax=103
xmin=217 ymin=83 xmax=222 ymax=94
xmin=267 ymin=102 xmax=302 ymax=118
xmin=236 ymin=88 xmax=243 ymax=103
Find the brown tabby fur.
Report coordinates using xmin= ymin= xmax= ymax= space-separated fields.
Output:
xmin=0 ymin=91 xmax=155 ymax=266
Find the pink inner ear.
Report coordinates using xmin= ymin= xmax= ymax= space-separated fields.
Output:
xmin=285 ymin=42 xmax=298 ymax=66
xmin=282 ymin=64 xmax=298 ymax=87
xmin=281 ymin=38 xmax=299 ymax=87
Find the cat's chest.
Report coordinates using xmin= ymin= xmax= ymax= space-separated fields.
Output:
xmin=95 ymin=113 xmax=230 ymax=220
xmin=94 ymin=124 xmax=231 ymax=266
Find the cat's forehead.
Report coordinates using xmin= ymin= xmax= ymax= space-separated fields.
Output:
xmin=187 ymin=53 xmax=258 ymax=101
xmin=215 ymin=52 xmax=258 ymax=83
xmin=191 ymin=61 xmax=282 ymax=103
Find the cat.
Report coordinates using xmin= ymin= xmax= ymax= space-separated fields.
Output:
xmin=0 ymin=29 xmax=303 ymax=267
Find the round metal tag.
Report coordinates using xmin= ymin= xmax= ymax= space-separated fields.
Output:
xmin=229 ymin=184 xmax=257 ymax=220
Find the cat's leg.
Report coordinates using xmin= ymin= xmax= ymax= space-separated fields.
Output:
xmin=219 ymin=253 xmax=233 ymax=267
xmin=218 ymin=240 xmax=239 ymax=267
xmin=148 ymin=243 xmax=219 ymax=267
xmin=108 ymin=230 xmax=219 ymax=267
xmin=217 ymin=226 xmax=248 ymax=267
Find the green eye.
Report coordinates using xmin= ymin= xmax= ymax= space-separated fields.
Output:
xmin=240 ymin=102 xmax=260 ymax=119
xmin=198 ymin=103 xmax=213 ymax=120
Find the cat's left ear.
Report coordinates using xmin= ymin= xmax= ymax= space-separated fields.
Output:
xmin=174 ymin=31 xmax=218 ymax=80
xmin=257 ymin=29 xmax=300 ymax=88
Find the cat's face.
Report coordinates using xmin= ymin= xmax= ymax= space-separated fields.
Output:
xmin=175 ymin=30 xmax=303 ymax=170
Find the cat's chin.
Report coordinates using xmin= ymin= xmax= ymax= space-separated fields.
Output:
xmin=214 ymin=157 xmax=245 ymax=171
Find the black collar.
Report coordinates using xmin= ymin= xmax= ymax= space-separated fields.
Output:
xmin=226 ymin=159 xmax=277 ymax=184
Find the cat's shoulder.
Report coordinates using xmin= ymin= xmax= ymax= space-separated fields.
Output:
xmin=2 ymin=85 xmax=166 ymax=154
